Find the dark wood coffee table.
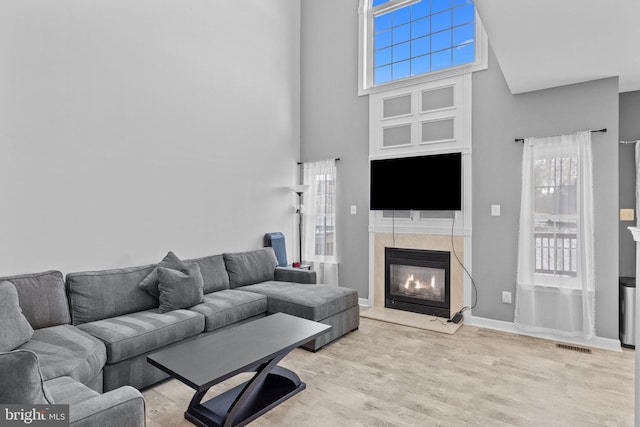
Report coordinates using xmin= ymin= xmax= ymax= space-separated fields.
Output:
xmin=147 ymin=313 xmax=331 ymax=427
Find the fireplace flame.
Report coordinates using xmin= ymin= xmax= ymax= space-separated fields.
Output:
xmin=404 ymin=274 xmax=413 ymax=289
xmin=404 ymin=274 xmax=426 ymax=290
xmin=403 ymin=274 xmax=437 ymax=291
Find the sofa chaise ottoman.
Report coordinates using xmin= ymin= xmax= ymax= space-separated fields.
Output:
xmin=221 ymin=249 xmax=360 ymax=351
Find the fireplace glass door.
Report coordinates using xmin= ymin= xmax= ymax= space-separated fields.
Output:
xmin=385 ymin=247 xmax=451 ymax=317
xmin=389 ymin=264 xmax=446 ymax=302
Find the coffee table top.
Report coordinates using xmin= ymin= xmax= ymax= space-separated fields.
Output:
xmin=147 ymin=313 xmax=331 ymax=391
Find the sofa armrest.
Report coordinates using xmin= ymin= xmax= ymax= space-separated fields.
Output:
xmin=69 ymin=386 xmax=145 ymax=427
xmin=274 ymin=267 xmax=317 ymax=284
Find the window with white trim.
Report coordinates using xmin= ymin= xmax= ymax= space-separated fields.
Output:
xmin=359 ymin=0 xmax=486 ymax=94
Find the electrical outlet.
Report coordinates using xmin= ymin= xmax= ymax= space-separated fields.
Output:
xmin=502 ymin=291 xmax=512 ymax=304
xmin=620 ymin=209 xmax=635 ymax=222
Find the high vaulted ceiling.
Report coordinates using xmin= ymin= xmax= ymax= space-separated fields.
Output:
xmin=474 ymin=0 xmax=640 ymax=94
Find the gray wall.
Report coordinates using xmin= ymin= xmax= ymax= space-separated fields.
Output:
xmin=301 ymin=0 xmax=370 ymax=297
xmin=0 ymin=0 xmax=301 ymax=274
xmin=473 ymin=48 xmax=620 ymax=339
xmin=301 ymin=3 xmax=622 ymax=339
xmin=619 ymin=91 xmax=640 ymax=277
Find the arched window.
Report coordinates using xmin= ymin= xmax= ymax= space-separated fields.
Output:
xmin=359 ymin=0 xmax=485 ymax=94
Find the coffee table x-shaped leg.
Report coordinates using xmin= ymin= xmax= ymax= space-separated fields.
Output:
xmin=185 ymin=350 xmax=303 ymax=427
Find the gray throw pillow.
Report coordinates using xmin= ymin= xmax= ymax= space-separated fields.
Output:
xmin=0 ymin=350 xmax=54 ymax=404
xmin=0 ymin=281 xmax=34 ymax=352
xmin=157 ymin=264 xmax=204 ymax=313
xmin=139 ymin=251 xmax=187 ymax=298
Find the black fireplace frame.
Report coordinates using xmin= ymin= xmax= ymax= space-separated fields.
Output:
xmin=385 ymin=247 xmax=451 ymax=318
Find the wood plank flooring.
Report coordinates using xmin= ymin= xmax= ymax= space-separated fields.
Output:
xmin=143 ymin=318 xmax=634 ymax=426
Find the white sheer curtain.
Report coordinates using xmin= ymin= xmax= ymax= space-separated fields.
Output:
xmin=302 ymin=160 xmax=339 ymax=285
xmin=514 ymin=131 xmax=595 ymax=339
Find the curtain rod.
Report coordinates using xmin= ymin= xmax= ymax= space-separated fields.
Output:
xmin=297 ymin=158 xmax=340 ymax=165
xmin=620 ymin=140 xmax=639 ymax=144
xmin=514 ymin=128 xmax=607 ymax=143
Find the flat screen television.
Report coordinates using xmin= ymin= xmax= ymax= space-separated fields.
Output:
xmin=370 ymin=152 xmax=462 ymax=211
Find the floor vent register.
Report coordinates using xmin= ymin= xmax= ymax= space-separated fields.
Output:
xmin=555 ymin=343 xmax=592 ymax=354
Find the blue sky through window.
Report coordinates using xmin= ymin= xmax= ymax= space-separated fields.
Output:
xmin=372 ymin=0 xmax=391 ymax=7
xmin=373 ymin=0 xmax=475 ymax=85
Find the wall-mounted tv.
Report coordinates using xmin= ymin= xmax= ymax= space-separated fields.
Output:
xmin=370 ymin=152 xmax=462 ymax=211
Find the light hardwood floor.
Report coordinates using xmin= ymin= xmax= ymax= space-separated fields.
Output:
xmin=143 ymin=318 xmax=634 ymax=426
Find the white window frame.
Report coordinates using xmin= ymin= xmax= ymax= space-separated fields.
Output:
xmin=357 ymin=0 xmax=488 ymax=96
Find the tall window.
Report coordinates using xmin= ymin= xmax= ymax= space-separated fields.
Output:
xmin=313 ymin=173 xmax=336 ymax=257
xmin=303 ymin=160 xmax=339 ymax=285
xmin=371 ymin=0 xmax=476 ymax=85
xmin=515 ymin=132 xmax=595 ymax=339
xmin=533 ymin=157 xmax=578 ymax=277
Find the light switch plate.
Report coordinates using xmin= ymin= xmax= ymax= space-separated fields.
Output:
xmin=620 ymin=209 xmax=635 ymax=222
xmin=350 ymin=205 xmax=357 ymax=215
xmin=491 ymin=204 xmax=501 ymax=217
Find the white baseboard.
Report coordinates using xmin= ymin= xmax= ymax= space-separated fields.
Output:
xmin=356 ymin=303 xmax=620 ymax=351
xmin=467 ymin=315 xmax=622 ymax=352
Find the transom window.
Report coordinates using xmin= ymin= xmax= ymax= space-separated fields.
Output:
xmin=372 ymin=0 xmax=475 ymax=85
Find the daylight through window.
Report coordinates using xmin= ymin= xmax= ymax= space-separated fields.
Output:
xmin=372 ymin=0 xmax=475 ymax=85
xmin=533 ymin=156 xmax=578 ymax=278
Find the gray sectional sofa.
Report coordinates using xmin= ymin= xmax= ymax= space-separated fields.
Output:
xmin=0 ymin=247 xmax=359 ymax=424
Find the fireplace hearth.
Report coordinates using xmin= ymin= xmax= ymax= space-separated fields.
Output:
xmin=385 ymin=247 xmax=451 ymax=318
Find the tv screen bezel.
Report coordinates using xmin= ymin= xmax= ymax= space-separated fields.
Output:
xmin=369 ymin=152 xmax=462 ymax=211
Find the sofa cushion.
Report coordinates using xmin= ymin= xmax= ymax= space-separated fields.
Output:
xmin=66 ymin=264 xmax=158 ymax=325
xmin=239 ymin=281 xmax=359 ymax=321
xmin=138 ymin=251 xmax=186 ymax=298
xmin=0 ymin=281 xmax=34 ymax=351
xmin=0 ymin=270 xmax=70 ymax=329
xmin=157 ymin=264 xmax=204 ymax=314
xmin=189 ymin=289 xmax=268 ymax=332
xmin=184 ymin=254 xmax=230 ymax=293
xmin=76 ymin=309 xmax=204 ymax=364
xmin=45 ymin=376 xmax=99 ymax=405
xmin=0 ymin=350 xmax=54 ymax=404
xmin=223 ymin=248 xmax=278 ymax=289
xmin=17 ymin=325 xmax=106 ymax=385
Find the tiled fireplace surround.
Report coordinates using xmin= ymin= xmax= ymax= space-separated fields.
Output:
xmin=372 ymin=232 xmax=465 ymax=318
